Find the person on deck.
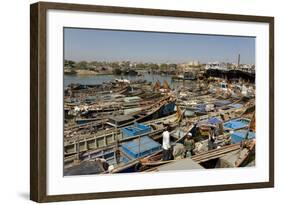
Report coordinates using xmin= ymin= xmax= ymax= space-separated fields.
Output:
xmin=115 ymin=149 xmax=120 ymax=164
xmin=162 ymin=127 xmax=172 ymax=161
xmin=173 ymin=143 xmax=186 ymax=159
xmin=95 ymin=158 xmax=109 ymax=172
xmin=184 ymin=133 xmax=195 ymax=158
xmin=208 ymin=127 xmax=216 ymax=151
xmin=189 ymin=121 xmax=198 ymax=138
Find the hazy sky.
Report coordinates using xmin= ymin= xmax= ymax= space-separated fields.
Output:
xmin=64 ymin=27 xmax=255 ymax=64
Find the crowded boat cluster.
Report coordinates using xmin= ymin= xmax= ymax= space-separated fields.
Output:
xmin=63 ymin=77 xmax=256 ymax=175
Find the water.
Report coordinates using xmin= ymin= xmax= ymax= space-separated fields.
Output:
xmin=64 ymin=73 xmax=197 ymax=89
xmin=64 ymin=73 xmax=172 ymax=86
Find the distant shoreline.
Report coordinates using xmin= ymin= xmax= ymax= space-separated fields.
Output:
xmin=64 ymin=73 xmax=115 ymax=76
xmin=64 ymin=69 xmax=114 ymax=76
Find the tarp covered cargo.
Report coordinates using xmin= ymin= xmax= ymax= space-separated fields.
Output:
xmin=121 ymin=136 xmax=161 ymax=159
xmin=121 ymin=123 xmax=151 ymax=139
xmin=224 ymin=118 xmax=250 ymax=130
xmin=231 ymin=130 xmax=256 ymax=144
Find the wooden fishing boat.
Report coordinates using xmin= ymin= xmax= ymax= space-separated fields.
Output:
xmin=64 ymin=85 xmax=130 ymax=107
xmin=64 ymin=123 xmax=166 ymax=168
xmin=108 ymin=124 xmax=193 ymax=173
xmin=129 ymin=106 xmax=255 ymax=171
xmin=64 ymin=121 xmax=193 ymax=174
xmin=64 ymin=96 xmax=250 ymax=149
xmin=139 ymin=140 xmax=255 ymax=172
xmin=64 ymin=91 xmax=167 ymax=120
xmin=63 ymin=110 xmax=181 ymax=156
xmin=137 ymin=114 xmax=256 ymax=171
xmin=64 ymin=95 xmax=176 ymax=139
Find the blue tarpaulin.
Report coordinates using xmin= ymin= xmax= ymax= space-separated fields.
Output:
xmin=224 ymin=118 xmax=250 ymax=130
xmin=208 ymin=117 xmax=222 ymax=125
xmin=231 ymin=130 xmax=256 ymax=143
xmin=197 ymin=117 xmax=222 ymax=127
xmin=121 ymin=123 xmax=151 ymax=139
xmin=121 ymin=136 xmax=161 ymax=159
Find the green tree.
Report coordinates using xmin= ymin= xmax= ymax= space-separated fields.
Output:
xmin=113 ymin=68 xmax=122 ymax=75
xmin=111 ymin=62 xmax=120 ymax=69
xmin=76 ymin=61 xmax=88 ymax=70
xmin=169 ymin=64 xmax=177 ymax=70
xmin=160 ymin=64 xmax=168 ymax=72
xmin=149 ymin=63 xmax=159 ymax=71
xmin=136 ymin=63 xmax=146 ymax=69
xmin=69 ymin=60 xmax=76 ymax=69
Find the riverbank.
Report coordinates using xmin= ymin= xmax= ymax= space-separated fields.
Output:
xmin=64 ymin=73 xmax=175 ymax=87
xmin=64 ymin=69 xmax=115 ymax=76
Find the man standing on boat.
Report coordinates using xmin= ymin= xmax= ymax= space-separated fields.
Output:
xmin=162 ymin=126 xmax=172 ymax=161
xmin=208 ymin=127 xmax=216 ymax=150
xmin=184 ymin=133 xmax=195 ymax=158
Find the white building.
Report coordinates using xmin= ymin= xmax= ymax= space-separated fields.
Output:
xmin=205 ymin=62 xmax=228 ymax=71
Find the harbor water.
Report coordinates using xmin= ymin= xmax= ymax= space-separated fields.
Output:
xmin=64 ymin=73 xmax=197 ymax=89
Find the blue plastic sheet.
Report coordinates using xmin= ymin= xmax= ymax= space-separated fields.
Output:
xmin=231 ymin=130 xmax=256 ymax=143
xmin=208 ymin=117 xmax=222 ymax=125
xmin=121 ymin=136 xmax=161 ymax=159
xmin=224 ymin=118 xmax=250 ymax=130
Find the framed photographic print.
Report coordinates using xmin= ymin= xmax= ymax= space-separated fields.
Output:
xmin=30 ymin=1 xmax=274 ymax=202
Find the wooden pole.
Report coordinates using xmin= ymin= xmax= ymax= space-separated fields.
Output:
xmin=138 ymin=135 xmax=141 ymax=158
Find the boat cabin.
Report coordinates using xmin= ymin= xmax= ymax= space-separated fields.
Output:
xmin=220 ymin=82 xmax=228 ymax=91
xmin=107 ymin=115 xmax=135 ymax=127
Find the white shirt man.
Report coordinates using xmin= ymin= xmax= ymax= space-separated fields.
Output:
xmin=162 ymin=130 xmax=171 ymax=150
